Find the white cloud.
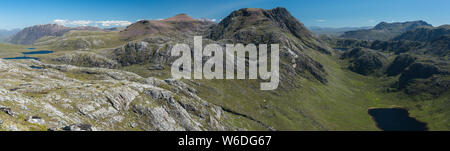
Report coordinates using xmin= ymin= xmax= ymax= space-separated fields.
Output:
xmin=53 ymin=19 xmax=132 ymax=27
xmin=199 ymin=18 xmax=217 ymax=22
xmin=53 ymin=19 xmax=93 ymax=26
xmin=316 ymin=19 xmax=326 ymax=23
xmin=95 ymin=20 xmax=132 ymax=27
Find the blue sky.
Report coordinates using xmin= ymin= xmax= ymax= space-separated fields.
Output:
xmin=0 ymin=0 xmax=449 ymax=29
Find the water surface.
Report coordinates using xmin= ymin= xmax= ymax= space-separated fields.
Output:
xmin=22 ymin=50 xmax=54 ymax=55
xmin=29 ymin=66 xmax=44 ymax=69
xmin=3 ymin=56 xmax=40 ymax=60
xmin=2 ymin=50 xmax=54 ymax=60
xmin=368 ymin=108 xmax=428 ymax=131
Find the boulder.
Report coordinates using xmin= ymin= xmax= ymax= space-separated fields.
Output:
xmin=148 ymin=64 xmax=165 ymax=70
xmin=26 ymin=116 xmax=45 ymax=125
xmin=0 ymin=106 xmax=15 ymax=116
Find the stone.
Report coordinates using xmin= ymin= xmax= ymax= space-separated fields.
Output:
xmin=129 ymin=122 xmax=137 ymax=128
xmin=47 ymin=127 xmax=58 ymax=131
xmin=148 ymin=64 xmax=165 ymax=70
xmin=27 ymin=116 xmax=46 ymax=125
xmin=0 ymin=106 xmax=15 ymax=116
xmin=63 ymin=124 xmax=95 ymax=131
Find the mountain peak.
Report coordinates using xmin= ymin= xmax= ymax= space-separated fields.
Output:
xmin=341 ymin=20 xmax=434 ymax=41
xmin=373 ymin=20 xmax=432 ymax=30
xmin=208 ymin=7 xmax=313 ymax=41
xmin=164 ymin=13 xmax=196 ymax=22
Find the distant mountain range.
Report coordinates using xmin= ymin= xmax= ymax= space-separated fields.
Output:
xmin=308 ymin=26 xmax=372 ymax=36
xmin=393 ymin=25 xmax=450 ymax=42
xmin=340 ymin=20 xmax=433 ymax=40
xmin=8 ymin=24 xmax=103 ymax=45
xmin=0 ymin=29 xmax=20 ymax=42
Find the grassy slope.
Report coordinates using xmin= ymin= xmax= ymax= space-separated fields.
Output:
xmin=33 ymin=31 xmax=126 ymax=51
xmin=187 ymin=49 xmax=449 ymax=131
xmin=187 ymin=50 xmax=380 ymax=130
xmin=0 ymin=43 xmax=28 ymax=58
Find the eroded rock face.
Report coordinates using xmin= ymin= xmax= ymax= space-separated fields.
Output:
xmin=0 ymin=59 xmax=233 ymax=131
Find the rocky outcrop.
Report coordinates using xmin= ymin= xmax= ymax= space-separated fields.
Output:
xmin=112 ymin=41 xmax=153 ymax=66
xmin=395 ymin=61 xmax=450 ymax=97
xmin=341 ymin=48 xmax=387 ymax=75
xmin=427 ymin=35 xmax=450 ymax=57
xmin=370 ymin=40 xmax=426 ymax=54
xmin=0 ymin=59 xmax=233 ymax=131
xmin=386 ymin=54 xmax=417 ymax=76
xmin=53 ymin=51 xmax=119 ymax=69
xmin=399 ymin=62 xmax=442 ymax=88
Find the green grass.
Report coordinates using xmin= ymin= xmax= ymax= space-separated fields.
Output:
xmin=33 ymin=30 xmax=126 ymax=51
xmin=183 ymin=49 xmax=449 ymax=131
xmin=0 ymin=43 xmax=28 ymax=58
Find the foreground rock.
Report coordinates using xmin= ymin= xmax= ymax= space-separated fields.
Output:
xmin=0 ymin=59 xmax=233 ymax=131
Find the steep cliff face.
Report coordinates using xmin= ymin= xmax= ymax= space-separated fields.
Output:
xmin=9 ymin=24 xmax=102 ymax=45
